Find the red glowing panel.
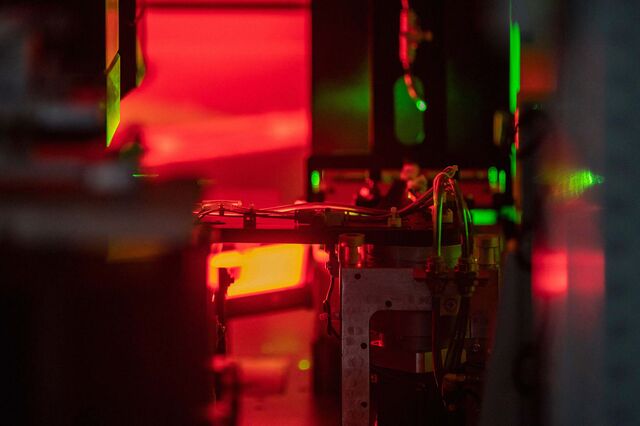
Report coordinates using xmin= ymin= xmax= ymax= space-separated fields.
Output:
xmin=208 ymin=244 xmax=307 ymax=298
xmin=532 ymin=249 xmax=568 ymax=298
xmin=117 ymin=8 xmax=309 ymax=168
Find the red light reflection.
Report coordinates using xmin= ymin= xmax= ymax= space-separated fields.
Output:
xmin=532 ymin=249 xmax=568 ymax=298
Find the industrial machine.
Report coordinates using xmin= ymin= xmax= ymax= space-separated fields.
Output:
xmin=198 ymin=164 xmax=502 ymax=425
xmin=5 ymin=0 xmax=632 ymax=424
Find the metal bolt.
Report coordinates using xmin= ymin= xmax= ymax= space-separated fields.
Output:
xmin=444 ymin=298 xmax=458 ymax=312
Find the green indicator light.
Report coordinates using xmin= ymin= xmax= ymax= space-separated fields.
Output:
xmin=310 ymin=170 xmax=321 ymax=193
xmin=498 ymin=170 xmax=507 ymax=193
xmin=298 ymin=359 xmax=311 ymax=371
xmin=416 ymin=100 xmax=427 ymax=111
xmin=488 ymin=166 xmax=498 ymax=188
xmin=509 ymin=21 xmax=521 ymax=114
xmin=471 ymin=209 xmax=498 ymax=226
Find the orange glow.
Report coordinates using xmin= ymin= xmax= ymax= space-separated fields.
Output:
xmin=208 ymin=244 xmax=307 ymax=298
xmin=311 ymin=244 xmax=330 ymax=264
xmin=532 ymin=249 xmax=568 ymax=298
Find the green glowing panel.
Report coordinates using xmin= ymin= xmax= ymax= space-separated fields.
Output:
xmin=509 ymin=22 xmax=521 ymax=113
xmin=106 ymin=53 xmax=121 ymax=147
xmin=488 ymin=166 xmax=498 ymax=188
xmin=471 ymin=209 xmax=498 ymax=226
xmin=394 ymin=77 xmax=426 ymax=145
xmin=498 ymin=170 xmax=507 ymax=193
xmin=310 ymin=170 xmax=321 ymax=193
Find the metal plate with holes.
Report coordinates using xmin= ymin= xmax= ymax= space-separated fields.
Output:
xmin=341 ymin=268 xmax=432 ymax=426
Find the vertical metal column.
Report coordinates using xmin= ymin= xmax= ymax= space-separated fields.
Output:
xmin=602 ymin=0 xmax=640 ymax=424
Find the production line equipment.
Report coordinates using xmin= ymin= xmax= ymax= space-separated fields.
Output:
xmin=197 ymin=166 xmax=501 ymax=426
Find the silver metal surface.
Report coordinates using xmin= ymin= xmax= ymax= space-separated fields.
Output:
xmin=341 ymin=267 xmax=432 ymax=426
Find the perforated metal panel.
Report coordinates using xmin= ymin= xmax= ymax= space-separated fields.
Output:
xmin=340 ymin=268 xmax=432 ymax=425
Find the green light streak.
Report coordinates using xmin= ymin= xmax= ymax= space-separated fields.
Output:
xmin=556 ymin=169 xmax=604 ymax=199
xmin=570 ymin=169 xmax=603 ymax=189
xmin=132 ymin=173 xmax=159 ymax=178
xmin=498 ymin=170 xmax=507 ymax=193
xmin=471 ymin=209 xmax=498 ymax=226
xmin=310 ymin=170 xmax=321 ymax=193
xmin=509 ymin=22 xmax=521 ymax=114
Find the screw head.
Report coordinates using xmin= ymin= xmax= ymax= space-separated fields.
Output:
xmin=444 ymin=298 xmax=458 ymax=312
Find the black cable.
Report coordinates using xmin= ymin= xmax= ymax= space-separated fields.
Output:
xmin=322 ymin=275 xmax=340 ymax=338
xmin=431 ymin=295 xmax=444 ymax=390
xmin=445 ymin=297 xmax=470 ymax=372
xmin=444 ymin=302 xmax=462 ymax=371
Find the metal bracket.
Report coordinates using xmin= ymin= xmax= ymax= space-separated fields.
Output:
xmin=341 ymin=267 xmax=432 ymax=426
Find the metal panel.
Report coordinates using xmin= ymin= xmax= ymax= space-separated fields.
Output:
xmin=340 ymin=267 xmax=431 ymax=426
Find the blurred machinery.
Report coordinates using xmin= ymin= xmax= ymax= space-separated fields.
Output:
xmin=198 ymin=164 xmax=502 ymax=425
xmin=0 ymin=1 xmax=214 ymax=425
